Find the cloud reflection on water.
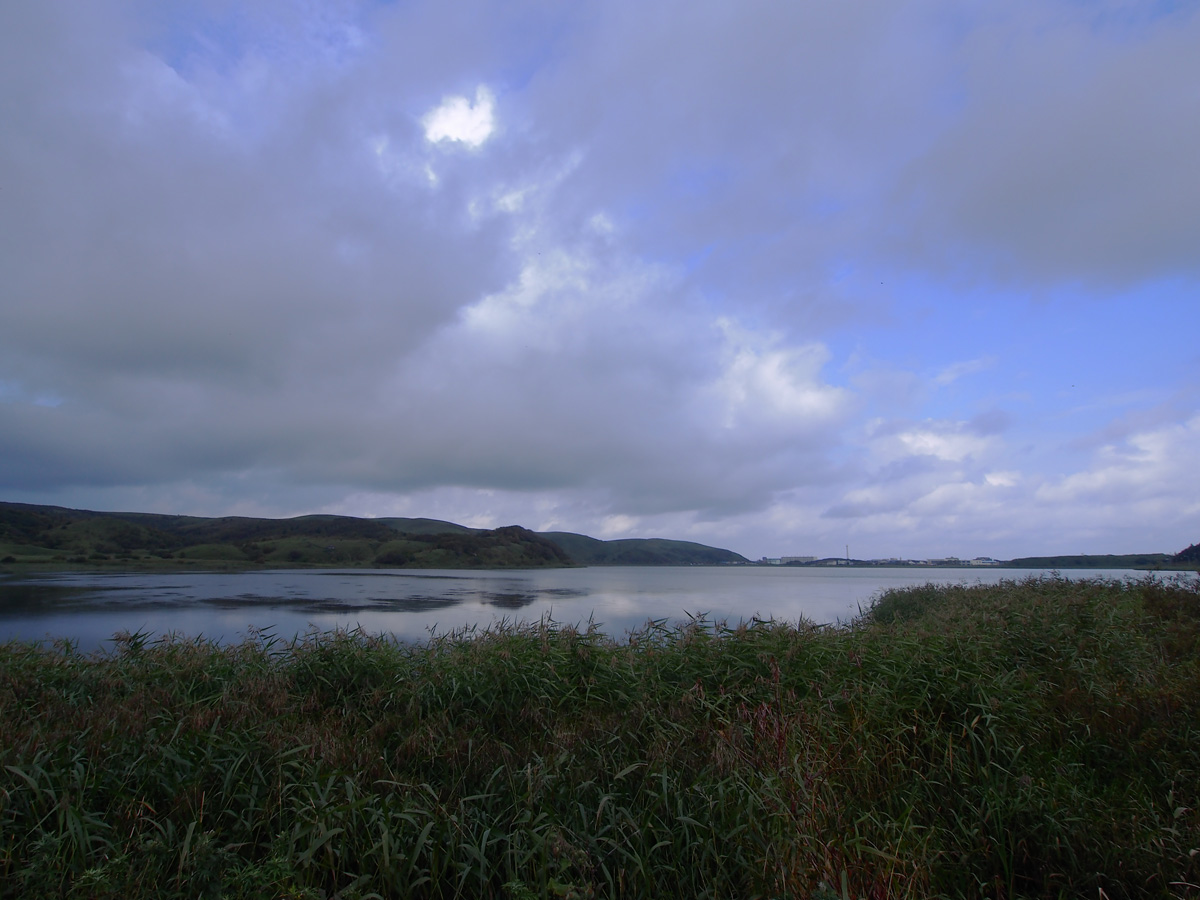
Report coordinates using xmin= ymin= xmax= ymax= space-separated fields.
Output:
xmin=0 ymin=566 xmax=1153 ymax=653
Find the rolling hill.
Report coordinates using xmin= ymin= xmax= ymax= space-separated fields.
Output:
xmin=538 ymin=531 xmax=748 ymax=566
xmin=0 ymin=502 xmax=747 ymax=569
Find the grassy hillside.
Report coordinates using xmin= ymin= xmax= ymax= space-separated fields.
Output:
xmin=0 ymin=503 xmax=568 ymax=569
xmin=372 ymin=526 xmax=572 ymax=569
xmin=1 ymin=575 xmax=1196 ymax=897
xmin=1175 ymin=543 xmax=1200 ymax=566
xmin=377 ymin=517 xmax=477 ymax=536
xmin=0 ymin=503 xmax=747 ymax=569
xmin=539 ymin=531 xmax=748 ymax=565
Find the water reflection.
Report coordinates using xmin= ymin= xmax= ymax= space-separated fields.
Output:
xmin=0 ymin=569 xmax=602 ymax=649
xmin=0 ymin=573 xmax=590 ymax=616
xmin=0 ymin=566 xmax=1152 ymax=651
xmin=0 ymin=582 xmax=117 ymax=614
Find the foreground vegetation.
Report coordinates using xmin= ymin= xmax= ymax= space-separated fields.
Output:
xmin=1 ymin=576 xmax=1197 ymax=898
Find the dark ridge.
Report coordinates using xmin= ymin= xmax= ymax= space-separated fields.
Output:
xmin=539 ymin=531 xmax=748 ymax=565
xmin=0 ymin=502 xmax=570 ymax=569
xmin=1007 ymin=552 xmax=1175 ymax=569
xmin=1174 ymin=543 xmax=1200 ymax=566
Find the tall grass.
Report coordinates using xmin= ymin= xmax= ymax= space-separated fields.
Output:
xmin=1 ymin=576 xmax=1197 ymax=898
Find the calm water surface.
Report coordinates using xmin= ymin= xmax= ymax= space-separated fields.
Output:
xmin=0 ymin=566 xmax=1154 ymax=651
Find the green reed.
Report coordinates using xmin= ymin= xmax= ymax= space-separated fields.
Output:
xmin=1 ymin=575 xmax=1197 ymax=898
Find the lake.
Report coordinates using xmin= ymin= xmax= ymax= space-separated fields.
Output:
xmin=0 ymin=566 xmax=1157 ymax=651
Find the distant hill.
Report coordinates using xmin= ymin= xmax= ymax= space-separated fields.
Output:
xmin=0 ymin=502 xmax=567 ymax=569
xmin=373 ymin=526 xmax=571 ymax=569
xmin=1173 ymin=544 xmax=1200 ymax=566
xmin=377 ymin=517 xmax=477 ymax=535
xmin=0 ymin=502 xmax=745 ymax=569
xmin=539 ymin=531 xmax=748 ymax=566
xmin=1006 ymin=553 xmax=1176 ymax=569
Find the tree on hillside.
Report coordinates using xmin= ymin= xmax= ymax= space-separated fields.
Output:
xmin=1174 ymin=543 xmax=1200 ymax=565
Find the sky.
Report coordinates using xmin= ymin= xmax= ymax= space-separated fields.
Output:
xmin=2 ymin=0 xmax=1198 ymax=562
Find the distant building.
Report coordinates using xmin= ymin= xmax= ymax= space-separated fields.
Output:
xmin=969 ymin=557 xmax=1000 ymax=566
xmin=781 ymin=556 xmax=815 ymax=564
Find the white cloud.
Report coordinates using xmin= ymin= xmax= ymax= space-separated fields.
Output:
xmin=933 ymin=356 xmax=996 ymax=386
xmin=984 ymin=471 xmax=1018 ymax=488
xmin=896 ymin=428 xmax=990 ymax=462
xmin=422 ymin=85 xmax=496 ymax=147
xmin=865 ymin=419 xmax=995 ymax=466
xmin=1037 ymin=415 xmax=1200 ymax=507
xmin=710 ymin=319 xmax=850 ymax=431
xmin=459 ymin=242 xmax=665 ymax=351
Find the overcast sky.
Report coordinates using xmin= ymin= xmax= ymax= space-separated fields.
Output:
xmin=2 ymin=0 xmax=1198 ymax=560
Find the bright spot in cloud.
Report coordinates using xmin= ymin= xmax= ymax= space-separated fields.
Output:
xmin=422 ymin=86 xmax=496 ymax=147
xmin=588 ymin=212 xmax=615 ymax=234
xmin=462 ymin=250 xmax=585 ymax=339
xmin=896 ymin=427 xmax=990 ymax=462
xmin=984 ymin=471 xmax=1019 ymax=488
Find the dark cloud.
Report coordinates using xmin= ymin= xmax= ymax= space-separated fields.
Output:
xmin=969 ymin=409 xmax=1012 ymax=436
xmin=890 ymin=3 xmax=1200 ymax=288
